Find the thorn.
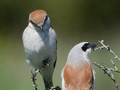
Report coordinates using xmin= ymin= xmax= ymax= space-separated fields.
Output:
xmin=32 ymin=84 xmax=37 ymax=87
xmin=32 ymin=85 xmax=35 ymax=87
xmin=107 ymin=46 xmax=110 ymax=51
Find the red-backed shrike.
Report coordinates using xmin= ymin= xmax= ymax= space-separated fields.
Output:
xmin=22 ymin=10 xmax=57 ymax=90
xmin=61 ymin=42 xmax=96 ymax=90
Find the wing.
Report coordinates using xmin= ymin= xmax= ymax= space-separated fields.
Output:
xmin=54 ymin=39 xmax=57 ymax=69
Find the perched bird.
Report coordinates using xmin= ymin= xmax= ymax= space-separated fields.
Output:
xmin=61 ymin=42 xmax=96 ymax=90
xmin=22 ymin=10 xmax=57 ymax=90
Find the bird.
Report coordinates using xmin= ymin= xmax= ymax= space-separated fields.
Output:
xmin=22 ymin=10 xmax=57 ymax=90
xmin=61 ymin=42 xmax=96 ymax=90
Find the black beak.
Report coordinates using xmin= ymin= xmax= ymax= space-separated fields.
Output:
xmin=90 ymin=44 xmax=96 ymax=50
xmin=30 ymin=20 xmax=43 ymax=29
xmin=82 ymin=43 xmax=97 ymax=52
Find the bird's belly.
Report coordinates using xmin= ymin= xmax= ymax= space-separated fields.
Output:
xmin=25 ymin=44 xmax=48 ymax=68
xmin=23 ymin=36 xmax=55 ymax=68
xmin=23 ymin=28 xmax=56 ymax=68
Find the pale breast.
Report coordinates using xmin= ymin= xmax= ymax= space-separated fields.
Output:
xmin=22 ymin=27 xmax=56 ymax=68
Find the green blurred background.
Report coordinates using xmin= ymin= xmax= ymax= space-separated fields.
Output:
xmin=0 ymin=0 xmax=120 ymax=90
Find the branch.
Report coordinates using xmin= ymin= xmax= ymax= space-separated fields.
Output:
xmin=30 ymin=60 xmax=50 ymax=90
xmin=93 ymin=40 xmax=120 ymax=90
xmin=93 ymin=62 xmax=119 ymax=90
xmin=111 ymin=60 xmax=120 ymax=73
xmin=94 ymin=40 xmax=120 ymax=62
xmin=30 ymin=61 xmax=61 ymax=90
xmin=31 ymin=68 xmax=40 ymax=90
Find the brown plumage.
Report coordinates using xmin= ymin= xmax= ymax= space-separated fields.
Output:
xmin=63 ymin=62 xmax=94 ymax=90
xmin=29 ymin=10 xmax=46 ymax=25
xmin=61 ymin=42 xmax=96 ymax=90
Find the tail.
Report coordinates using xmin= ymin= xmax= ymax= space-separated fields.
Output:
xmin=39 ymin=58 xmax=56 ymax=90
xmin=39 ymin=66 xmax=54 ymax=90
xmin=43 ymin=77 xmax=53 ymax=90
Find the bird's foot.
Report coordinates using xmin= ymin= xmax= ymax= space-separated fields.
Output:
xmin=42 ymin=58 xmax=51 ymax=68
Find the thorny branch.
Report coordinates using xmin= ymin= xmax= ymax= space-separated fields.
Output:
xmin=30 ymin=60 xmax=50 ymax=90
xmin=94 ymin=40 xmax=120 ymax=62
xmin=93 ymin=62 xmax=119 ymax=90
xmin=30 ymin=64 xmax=61 ymax=90
xmin=93 ymin=40 xmax=120 ymax=90
xmin=31 ymin=68 xmax=39 ymax=90
xmin=111 ymin=60 xmax=120 ymax=73
xmin=30 ymin=64 xmax=48 ymax=90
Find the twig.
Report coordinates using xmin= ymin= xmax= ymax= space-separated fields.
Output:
xmin=31 ymin=68 xmax=40 ymax=90
xmin=93 ymin=40 xmax=120 ymax=90
xmin=30 ymin=65 xmax=45 ymax=90
xmin=94 ymin=40 xmax=120 ymax=62
xmin=93 ymin=62 xmax=119 ymax=90
xmin=111 ymin=60 xmax=120 ymax=73
xmin=29 ymin=58 xmax=61 ymax=90
xmin=30 ymin=61 xmax=51 ymax=90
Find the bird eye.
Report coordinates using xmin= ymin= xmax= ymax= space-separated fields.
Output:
xmin=30 ymin=20 xmax=39 ymax=27
xmin=42 ymin=15 xmax=48 ymax=28
xmin=82 ymin=43 xmax=91 ymax=52
xmin=44 ymin=15 xmax=48 ymax=23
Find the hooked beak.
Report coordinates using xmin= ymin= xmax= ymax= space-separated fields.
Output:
xmin=30 ymin=20 xmax=43 ymax=30
xmin=90 ymin=44 xmax=96 ymax=50
xmin=40 ymin=25 xmax=43 ymax=30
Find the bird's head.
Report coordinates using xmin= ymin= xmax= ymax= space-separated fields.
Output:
xmin=29 ymin=10 xmax=50 ymax=30
xmin=68 ymin=42 xmax=96 ymax=62
xmin=80 ymin=42 xmax=96 ymax=59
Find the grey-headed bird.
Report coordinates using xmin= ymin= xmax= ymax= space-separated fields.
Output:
xmin=61 ymin=42 xmax=96 ymax=90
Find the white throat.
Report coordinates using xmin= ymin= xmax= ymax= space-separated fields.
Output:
xmin=28 ymin=17 xmax=51 ymax=31
xmin=28 ymin=22 xmax=41 ymax=31
xmin=66 ymin=44 xmax=91 ymax=67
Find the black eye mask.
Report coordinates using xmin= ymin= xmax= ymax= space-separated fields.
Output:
xmin=82 ymin=43 xmax=96 ymax=52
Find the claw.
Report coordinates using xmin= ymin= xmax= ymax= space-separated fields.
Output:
xmin=43 ymin=58 xmax=50 ymax=68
